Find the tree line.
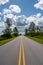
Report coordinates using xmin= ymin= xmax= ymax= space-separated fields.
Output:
xmin=25 ymin=22 xmax=43 ymax=37
xmin=0 ymin=18 xmax=43 ymax=41
xmin=0 ymin=18 xmax=19 ymax=40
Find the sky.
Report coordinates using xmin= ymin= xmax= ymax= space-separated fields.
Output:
xmin=0 ymin=0 xmax=43 ymax=34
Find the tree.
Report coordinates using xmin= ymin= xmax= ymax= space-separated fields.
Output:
xmin=5 ymin=18 xmax=12 ymax=28
xmin=37 ymin=26 xmax=39 ymax=32
xmin=3 ymin=18 xmax=12 ymax=38
xmin=29 ymin=22 xmax=35 ymax=32
xmin=25 ymin=29 xmax=28 ymax=35
xmin=13 ymin=27 xmax=19 ymax=36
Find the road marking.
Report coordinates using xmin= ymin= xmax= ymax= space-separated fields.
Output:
xmin=21 ymin=38 xmax=26 ymax=65
xmin=18 ymin=37 xmax=26 ymax=65
xmin=18 ymin=43 xmax=21 ymax=65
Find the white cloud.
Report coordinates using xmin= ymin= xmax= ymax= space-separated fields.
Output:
xmin=26 ymin=13 xmax=43 ymax=25
xmin=0 ymin=22 xmax=5 ymax=35
xmin=0 ymin=22 xmax=3 ymax=27
xmin=9 ymin=5 xmax=21 ymax=13
xmin=0 ymin=12 xmax=43 ymax=34
xmin=3 ymin=8 xmax=11 ymax=14
xmin=0 ymin=0 xmax=9 ymax=5
xmin=27 ymin=16 xmax=36 ymax=23
xmin=36 ymin=13 xmax=41 ymax=17
xmin=0 ymin=22 xmax=5 ymax=27
xmin=4 ymin=13 xmax=15 ymax=21
xmin=14 ymin=15 xmax=27 ymax=26
xmin=3 ymin=14 xmax=28 ymax=33
xmin=2 ymin=5 xmax=21 ymax=17
xmin=34 ymin=0 xmax=43 ymax=10
xmin=3 ymin=13 xmax=43 ymax=26
xmin=0 ymin=12 xmax=2 ymax=15
xmin=0 ymin=17 xmax=1 ymax=21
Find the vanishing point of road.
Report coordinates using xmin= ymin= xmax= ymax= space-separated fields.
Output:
xmin=0 ymin=36 xmax=43 ymax=65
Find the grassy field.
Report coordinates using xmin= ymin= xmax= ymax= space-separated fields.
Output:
xmin=0 ymin=36 xmax=17 ymax=46
xmin=26 ymin=35 xmax=43 ymax=44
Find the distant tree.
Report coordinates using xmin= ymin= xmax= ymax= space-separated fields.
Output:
xmin=37 ymin=26 xmax=39 ymax=32
xmin=29 ymin=22 xmax=35 ymax=32
xmin=13 ymin=27 xmax=19 ymax=36
xmin=5 ymin=18 xmax=12 ymax=28
xmin=3 ymin=18 xmax=12 ymax=38
xmin=25 ymin=29 xmax=28 ymax=35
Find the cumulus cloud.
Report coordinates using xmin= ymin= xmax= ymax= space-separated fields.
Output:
xmin=3 ymin=14 xmax=27 ymax=26
xmin=9 ymin=5 xmax=21 ymax=13
xmin=3 ymin=13 xmax=15 ymax=21
xmin=0 ymin=0 xmax=9 ymax=5
xmin=3 ymin=8 xmax=12 ymax=14
xmin=2 ymin=5 xmax=21 ymax=16
xmin=0 ymin=12 xmax=2 ymax=15
xmin=0 ymin=22 xmax=5 ymax=35
xmin=26 ymin=13 xmax=43 ymax=25
xmin=3 ymin=14 xmax=28 ymax=33
xmin=34 ymin=0 xmax=43 ymax=10
xmin=0 ymin=12 xmax=43 ymax=34
xmin=36 ymin=13 xmax=41 ymax=17
xmin=13 ymin=15 xmax=27 ymax=26
xmin=3 ymin=13 xmax=43 ymax=27
xmin=0 ymin=22 xmax=5 ymax=28
xmin=3 ymin=13 xmax=17 ymax=21
xmin=0 ymin=22 xmax=3 ymax=27
xmin=0 ymin=17 xmax=1 ymax=21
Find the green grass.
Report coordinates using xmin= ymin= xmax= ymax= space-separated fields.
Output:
xmin=0 ymin=36 xmax=17 ymax=46
xmin=25 ymin=35 xmax=43 ymax=44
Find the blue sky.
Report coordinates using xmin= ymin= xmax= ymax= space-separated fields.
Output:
xmin=0 ymin=0 xmax=43 ymax=16
xmin=0 ymin=0 xmax=43 ymax=34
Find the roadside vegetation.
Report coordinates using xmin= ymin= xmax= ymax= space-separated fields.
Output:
xmin=25 ymin=22 xmax=43 ymax=44
xmin=0 ymin=36 xmax=17 ymax=46
xmin=0 ymin=18 xmax=19 ymax=46
xmin=25 ymin=35 xmax=43 ymax=44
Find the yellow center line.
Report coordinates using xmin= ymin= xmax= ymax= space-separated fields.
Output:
xmin=18 ymin=43 xmax=21 ymax=65
xmin=18 ymin=37 xmax=26 ymax=65
xmin=21 ymin=38 xmax=26 ymax=65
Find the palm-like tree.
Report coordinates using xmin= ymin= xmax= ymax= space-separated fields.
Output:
xmin=13 ymin=27 xmax=19 ymax=36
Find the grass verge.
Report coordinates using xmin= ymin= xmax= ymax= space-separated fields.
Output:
xmin=0 ymin=36 xmax=17 ymax=46
xmin=25 ymin=35 xmax=43 ymax=44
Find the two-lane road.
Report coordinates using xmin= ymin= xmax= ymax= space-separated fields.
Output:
xmin=0 ymin=36 xmax=43 ymax=65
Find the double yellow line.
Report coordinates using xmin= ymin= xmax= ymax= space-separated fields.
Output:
xmin=18 ymin=37 xmax=26 ymax=65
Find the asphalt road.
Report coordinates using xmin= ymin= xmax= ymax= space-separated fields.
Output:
xmin=0 ymin=36 xmax=43 ymax=65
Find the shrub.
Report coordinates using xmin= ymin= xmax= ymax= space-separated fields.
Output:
xmin=28 ymin=32 xmax=43 ymax=37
